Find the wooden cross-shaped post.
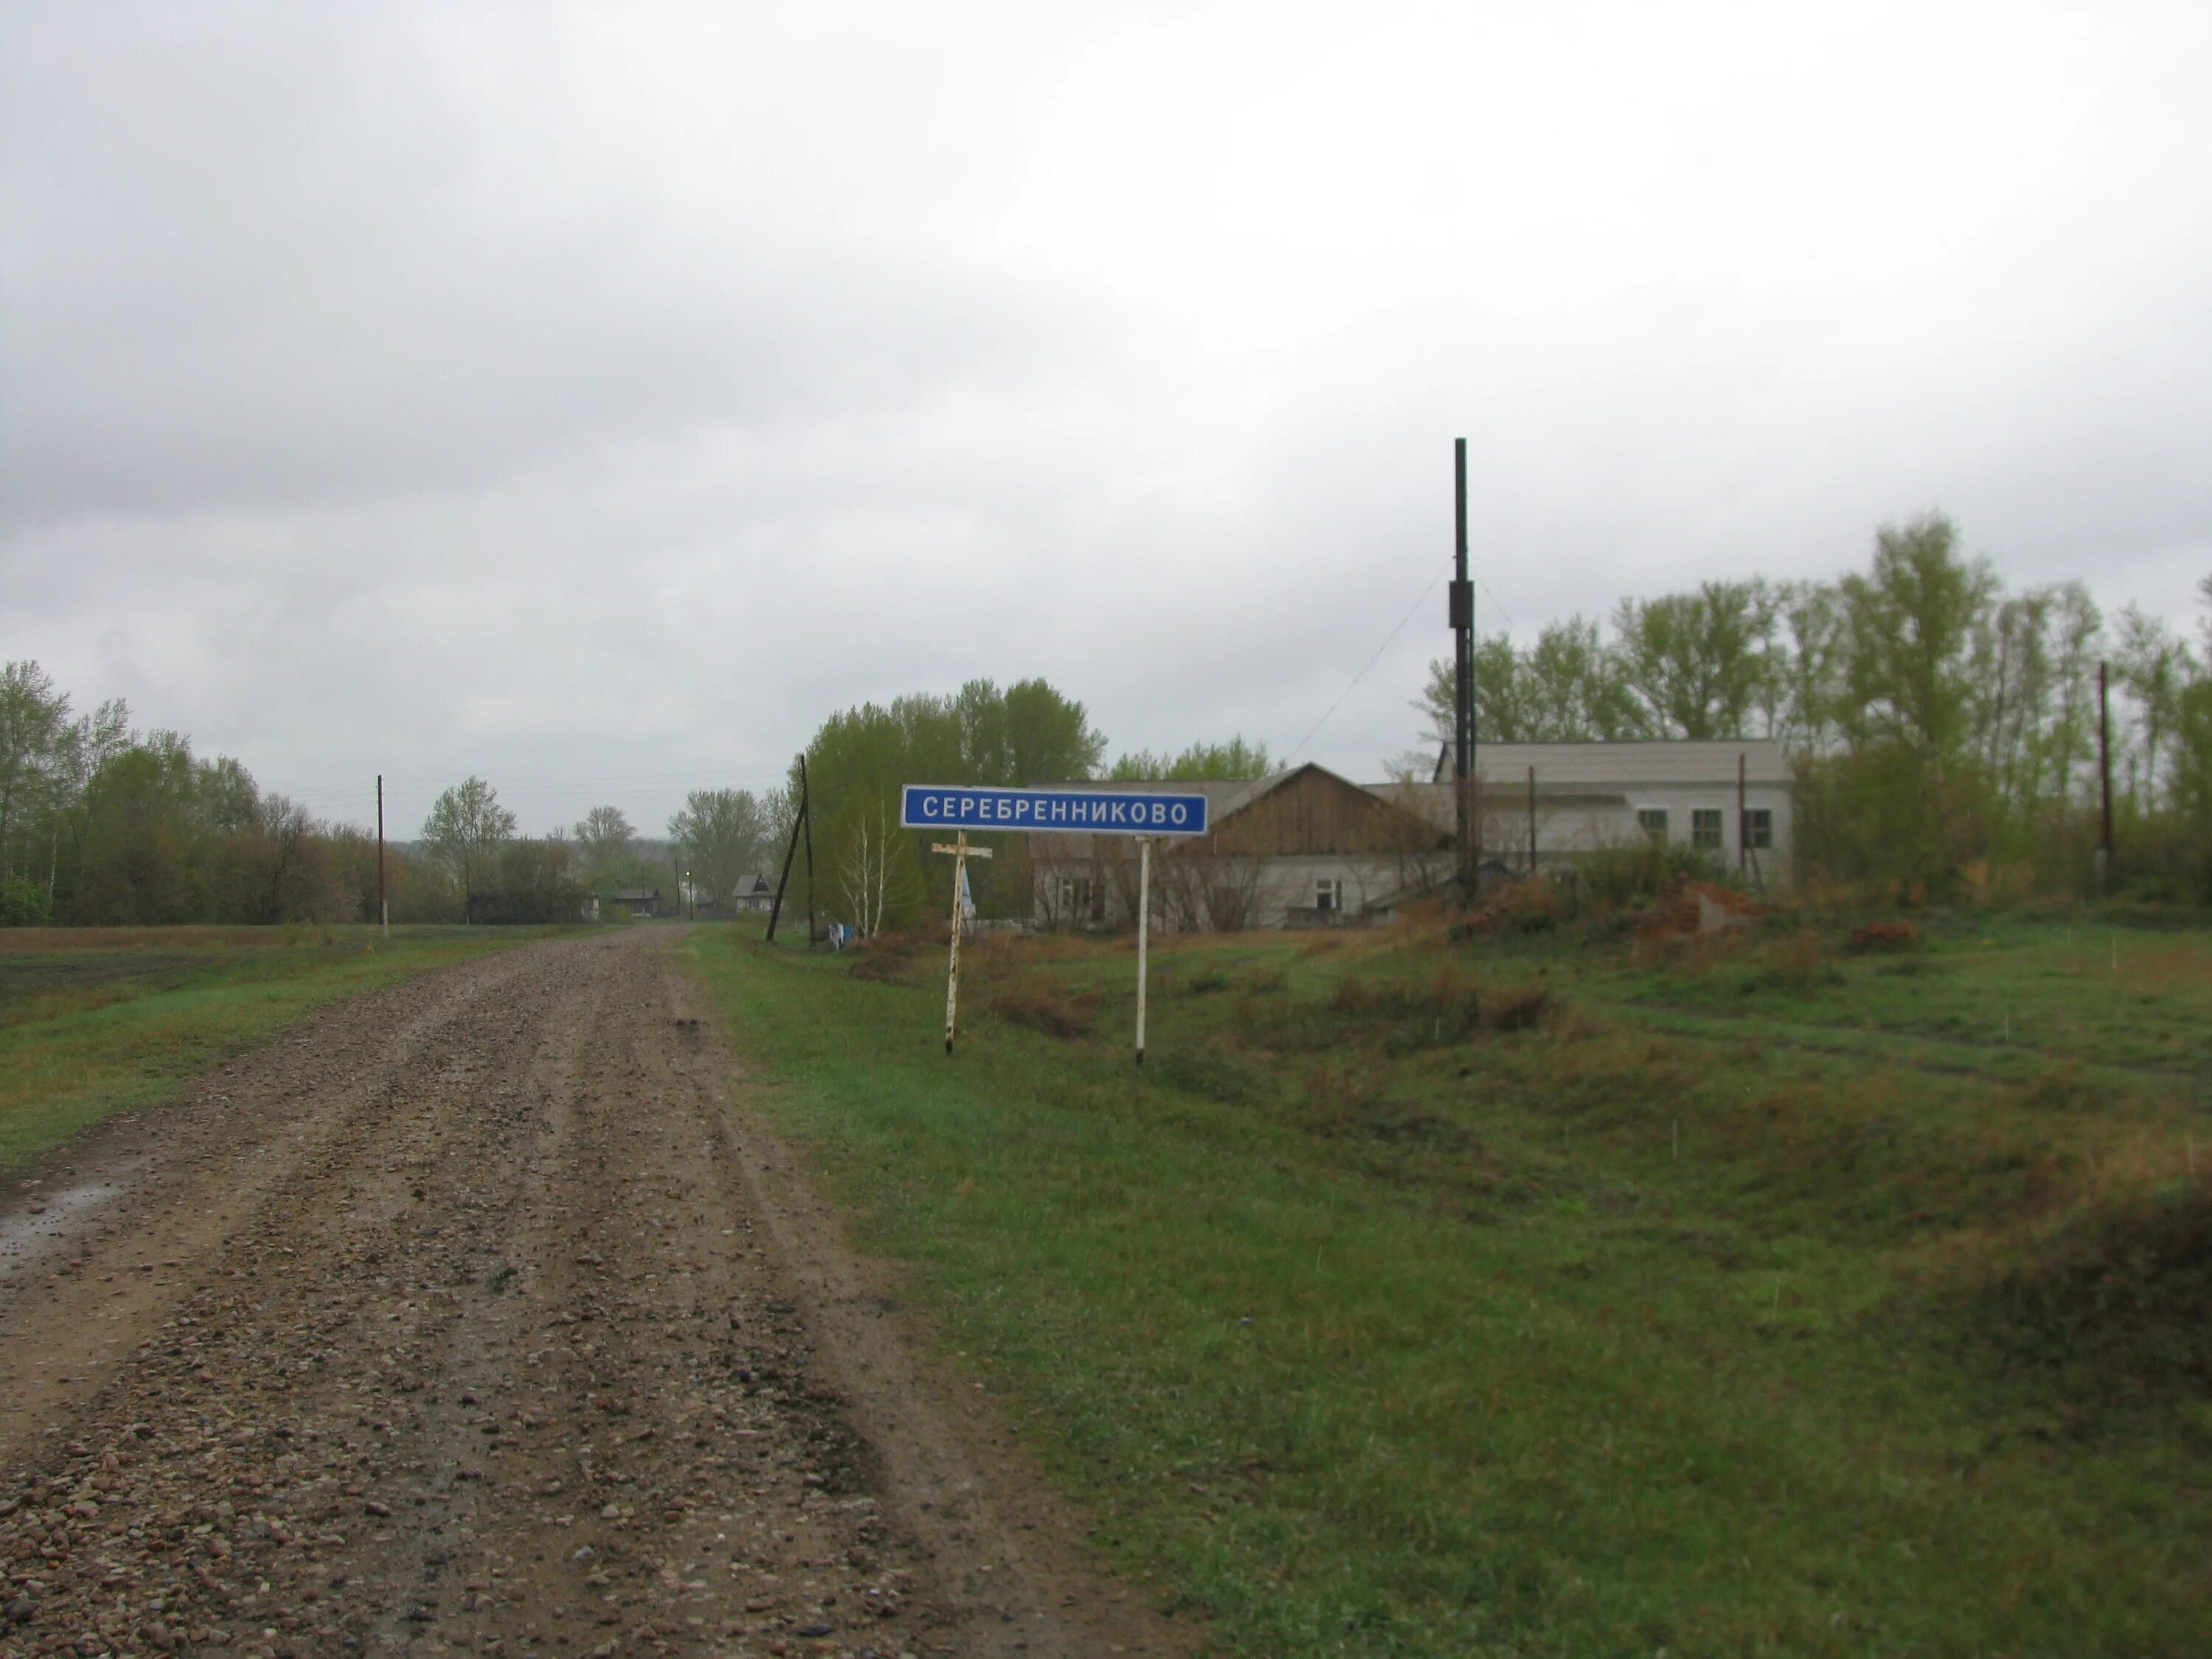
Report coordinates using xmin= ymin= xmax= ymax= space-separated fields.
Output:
xmin=931 ymin=831 xmax=993 ymax=1054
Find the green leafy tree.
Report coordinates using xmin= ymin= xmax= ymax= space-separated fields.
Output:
xmin=2115 ymin=605 xmax=2195 ymax=805
xmin=421 ymin=777 xmax=518 ymax=919
xmin=574 ymin=804 xmax=637 ymax=872
xmin=0 ymin=661 xmax=70 ymax=884
xmin=1108 ymin=737 xmax=1273 ymax=780
xmin=669 ymin=789 xmax=769 ymax=908
xmin=1613 ymin=580 xmax=1781 ymax=739
xmin=1418 ymin=619 xmax=1644 ymax=748
xmin=793 ymin=678 xmax=1104 ymax=929
xmin=1836 ymin=514 xmax=1996 ymax=765
xmin=72 ymin=734 xmax=218 ymax=925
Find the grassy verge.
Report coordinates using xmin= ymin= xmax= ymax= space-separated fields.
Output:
xmin=0 ymin=924 xmax=544 ymax=1170
xmin=685 ymin=914 xmax=2212 ymax=1658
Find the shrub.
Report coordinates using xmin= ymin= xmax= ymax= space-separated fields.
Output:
xmin=0 ymin=876 xmax=52 ymax=928
xmin=991 ymin=976 xmax=1099 ymax=1038
xmin=1573 ymin=838 xmax=1734 ymax=911
xmin=1483 ymin=983 xmax=1552 ymax=1032
xmin=1846 ymin=919 xmax=1921 ymax=954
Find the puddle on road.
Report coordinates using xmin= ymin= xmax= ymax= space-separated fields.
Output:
xmin=0 ymin=1173 xmax=136 ymax=1281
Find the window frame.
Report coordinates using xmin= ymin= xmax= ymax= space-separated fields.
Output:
xmin=1635 ymin=807 xmax=1669 ymax=842
xmin=1691 ymin=807 xmax=1724 ymax=852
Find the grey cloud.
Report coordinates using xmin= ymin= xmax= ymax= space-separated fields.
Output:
xmin=0 ymin=6 xmax=1077 ymax=527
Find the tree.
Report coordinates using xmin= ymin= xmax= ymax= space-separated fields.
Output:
xmin=667 ymin=789 xmax=768 ymax=908
xmin=1418 ymin=619 xmax=1644 ymax=748
xmin=793 ymin=678 xmax=1105 ymax=928
xmin=574 ymin=805 xmax=636 ymax=872
xmin=1837 ymin=514 xmax=1996 ymax=764
xmin=832 ymin=798 xmax=897 ymax=936
xmin=72 ymin=734 xmax=213 ymax=925
xmin=421 ymin=777 xmax=517 ymax=917
xmin=1613 ymin=580 xmax=1781 ymax=739
xmin=2115 ymin=605 xmax=2195 ymax=805
xmin=0 ymin=661 xmax=69 ymax=883
xmin=999 ymin=678 xmax=1107 ymax=782
xmin=1108 ymin=737 xmax=1273 ymax=780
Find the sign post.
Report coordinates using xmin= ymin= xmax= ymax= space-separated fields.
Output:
xmin=1134 ymin=836 xmax=1152 ymax=1063
xmin=930 ymin=830 xmax=992 ymax=1054
xmin=901 ymin=785 xmax=1209 ymax=1061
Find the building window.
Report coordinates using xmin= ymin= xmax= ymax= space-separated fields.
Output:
xmin=1636 ymin=808 xmax=1669 ymax=841
xmin=1745 ymin=807 xmax=1773 ymax=850
xmin=1315 ymin=877 xmax=1344 ymax=913
xmin=1691 ymin=809 xmax=1723 ymax=852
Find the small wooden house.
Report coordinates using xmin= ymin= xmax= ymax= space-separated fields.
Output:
xmin=611 ymin=887 xmax=664 ymax=918
xmin=1028 ymin=765 xmax=1447 ymax=932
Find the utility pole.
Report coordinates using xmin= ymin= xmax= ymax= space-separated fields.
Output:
xmin=1450 ymin=438 xmax=1476 ymax=901
xmin=767 ymin=756 xmax=809 ymax=943
xmin=1526 ymin=765 xmax=1537 ymax=878
xmin=800 ymin=754 xmax=818 ymax=947
xmin=376 ymin=774 xmax=389 ymax=939
xmin=1737 ymin=752 xmax=1747 ymax=874
xmin=2098 ymin=661 xmax=2113 ymax=890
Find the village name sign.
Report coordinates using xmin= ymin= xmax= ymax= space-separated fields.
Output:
xmin=900 ymin=784 xmax=1211 ymax=1060
xmin=900 ymin=785 xmax=1209 ymax=835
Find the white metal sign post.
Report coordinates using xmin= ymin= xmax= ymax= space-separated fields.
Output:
xmin=1134 ymin=836 xmax=1152 ymax=1062
xmin=902 ymin=785 xmax=1209 ymax=1060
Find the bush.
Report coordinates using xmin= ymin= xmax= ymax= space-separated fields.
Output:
xmin=1846 ymin=919 xmax=1921 ymax=954
xmin=1572 ymin=838 xmax=1734 ymax=911
xmin=0 ymin=875 xmax=52 ymax=927
xmin=991 ymin=976 xmax=1098 ymax=1038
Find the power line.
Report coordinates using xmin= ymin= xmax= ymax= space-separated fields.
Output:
xmin=1283 ymin=566 xmax=1444 ymax=766
xmin=1476 ymin=578 xmax=1517 ymax=632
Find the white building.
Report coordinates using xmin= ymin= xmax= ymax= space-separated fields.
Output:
xmin=1419 ymin=739 xmax=1794 ymax=888
xmin=1023 ymin=744 xmax=1795 ymax=933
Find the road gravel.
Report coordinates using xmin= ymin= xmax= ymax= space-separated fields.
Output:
xmin=0 ymin=930 xmax=1183 ymax=1659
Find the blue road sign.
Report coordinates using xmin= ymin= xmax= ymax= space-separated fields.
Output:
xmin=901 ymin=785 xmax=1210 ymax=836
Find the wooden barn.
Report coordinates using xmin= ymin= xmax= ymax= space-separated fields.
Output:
xmin=1027 ymin=765 xmax=1447 ymax=932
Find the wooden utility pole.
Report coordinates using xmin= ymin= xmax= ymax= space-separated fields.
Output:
xmin=2098 ymin=661 xmax=2114 ymax=889
xmin=376 ymin=774 xmax=389 ymax=938
xmin=1737 ymin=752 xmax=1747 ymax=874
xmin=1526 ymin=765 xmax=1537 ymax=877
xmin=767 ymin=757 xmax=809 ymax=944
xmin=1450 ymin=438 xmax=1476 ymax=901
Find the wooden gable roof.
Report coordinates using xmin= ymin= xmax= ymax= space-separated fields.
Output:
xmin=1202 ymin=763 xmax=1445 ymax=858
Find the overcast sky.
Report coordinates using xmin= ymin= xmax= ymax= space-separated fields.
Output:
xmin=4 ymin=2 xmax=2208 ymax=836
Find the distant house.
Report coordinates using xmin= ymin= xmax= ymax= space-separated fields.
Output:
xmin=611 ymin=887 xmax=664 ymax=918
xmin=728 ymin=874 xmax=775 ymax=913
xmin=1027 ymin=764 xmax=1447 ymax=933
xmin=1421 ymin=740 xmax=1793 ymax=886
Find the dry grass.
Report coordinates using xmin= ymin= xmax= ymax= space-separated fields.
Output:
xmin=989 ymin=973 xmax=1099 ymax=1039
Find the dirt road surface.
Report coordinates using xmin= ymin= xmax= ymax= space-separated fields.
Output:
xmin=0 ymin=931 xmax=1186 ymax=1659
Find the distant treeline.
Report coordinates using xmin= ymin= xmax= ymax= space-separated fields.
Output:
xmin=1419 ymin=513 xmax=2212 ymax=896
xmin=0 ymin=668 xmax=790 ymax=927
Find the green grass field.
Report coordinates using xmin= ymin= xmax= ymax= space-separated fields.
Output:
xmin=685 ymin=911 xmax=2212 ymax=1658
xmin=0 ymin=924 xmax=540 ymax=1171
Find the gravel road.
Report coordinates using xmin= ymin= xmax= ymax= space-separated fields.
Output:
xmin=0 ymin=930 xmax=1182 ymax=1659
